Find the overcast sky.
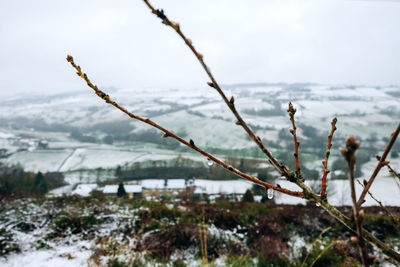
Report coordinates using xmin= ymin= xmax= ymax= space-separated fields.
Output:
xmin=0 ymin=0 xmax=399 ymax=97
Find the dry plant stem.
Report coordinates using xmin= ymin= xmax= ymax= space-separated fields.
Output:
xmin=66 ymin=55 xmax=303 ymax=198
xmin=387 ymin=164 xmax=400 ymax=181
xmin=300 ymin=226 xmax=332 ymax=267
xmin=347 ymin=160 xmax=369 ymax=266
xmin=287 ymin=102 xmax=302 ymax=179
xmin=357 ymin=123 xmax=400 ymax=208
xmin=320 ymin=117 xmax=337 ymax=199
xmin=309 ymin=241 xmax=335 ymax=267
xmin=356 ymin=179 xmax=400 ymax=229
xmin=142 ymin=0 xmax=291 ymax=178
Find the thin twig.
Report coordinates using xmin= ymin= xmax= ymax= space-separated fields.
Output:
xmin=387 ymin=164 xmax=400 ymax=181
xmin=309 ymin=241 xmax=335 ymax=267
xmin=340 ymin=135 xmax=369 ymax=266
xmin=357 ymin=123 xmax=400 ymax=208
xmin=287 ymin=102 xmax=302 ymax=179
xmin=356 ymin=179 xmax=400 ymax=230
xmin=321 ymin=117 xmax=338 ymax=199
xmin=66 ymin=55 xmax=304 ymax=198
xmin=300 ymin=226 xmax=332 ymax=267
xmin=142 ymin=0 xmax=295 ymax=180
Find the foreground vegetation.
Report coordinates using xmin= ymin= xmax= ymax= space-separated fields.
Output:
xmin=1 ymin=195 xmax=399 ymax=266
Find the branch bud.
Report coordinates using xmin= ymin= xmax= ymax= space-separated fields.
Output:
xmin=189 ymin=139 xmax=195 ymax=146
xmin=207 ymin=82 xmax=215 ymax=88
xmin=350 ymin=236 xmax=358 ymax=243
xmin=66 ymin=55 xmax=74 ymax=63
xmin=358 ymin=209 xmax=364 ymax=217
xmin=229 ymin=96 xmax=235 ymax=104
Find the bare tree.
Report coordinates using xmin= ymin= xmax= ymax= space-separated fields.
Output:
xmin=66 ymin=0 xmax=400 ymax=264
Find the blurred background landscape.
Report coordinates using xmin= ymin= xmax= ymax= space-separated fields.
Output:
xmin=1 ymin=0 xmax=400 ymax=266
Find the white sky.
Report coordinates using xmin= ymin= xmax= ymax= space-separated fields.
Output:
xmin=0 ymin=0 xmax=399 ymax=97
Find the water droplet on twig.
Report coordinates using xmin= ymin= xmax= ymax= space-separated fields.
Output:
xmin=267 ymin=188 xmax=274 ymax=199
xmin=207 ymin=159 xmax=214 ymax=166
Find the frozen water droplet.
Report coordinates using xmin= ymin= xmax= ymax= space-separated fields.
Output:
xmin=207 ymin=159 xmax=214 ymax=166
xmin=267 ymin=188 xmax=274 ymax=199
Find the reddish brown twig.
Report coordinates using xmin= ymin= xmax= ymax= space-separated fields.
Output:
xmin=142 ymin=0 xmax=295 ymax=180
xmin=387 ymin=164 xmax=400 ymax=181
xmin=340 ymin=136 xmax=369 ymax=266
xmin=357 ymin=123 xmax=400 ymax=208
xmin=66 ymin=55 xmax=304 ymax=198
xmin=320 ymin=117 xmax=338 ymax=199
xmin=356 ymin=179 xmax=400 ymax=230
xmin=287 ymin=102 xmax=302 ymax=179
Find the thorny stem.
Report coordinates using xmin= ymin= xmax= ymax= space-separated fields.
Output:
xmin=66 ymin=55 xmax=303 ymax=198
xmin=356 ymin=179 xmax=400 ymax=230
xmin=320 ymin=117 xmax=337 ymax=199
xmin=357 ymin=123 xmax=400 ymax=208
xmin=142 ymin=0 xmax=292 ymax=179
xmin=287 ymin=102 xmax=302 ymax=180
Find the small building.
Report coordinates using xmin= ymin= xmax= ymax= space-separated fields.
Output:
xmin=141 ymin=179 xmax=195 ymax=199
xmin=72 ymin=184 xmax=98 ymax=197
xmin=37 ymin=140 xmax=49 ymax=149
xmin=103 ymin=184 xmax=142 ymax=199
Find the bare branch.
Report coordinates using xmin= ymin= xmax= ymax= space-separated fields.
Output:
xmin=66 ymin=55 xmax=304 ymax=198
xmin=356 ymin=179 xmax=400 ymax=230
xmin=320 ymin=117 xmax=338 ymax=199
xmin=387 ymin=163 xmax=400 ymax=181
xmin=357 ymin=123 xmax=400 ymax=208
xmin=142 ymin=0 xmax=293 ymax=179
xmin=287 ymin=102 xmax=302 ymax=179
xmin=340 ymin=135 xmax=369 ymax=266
